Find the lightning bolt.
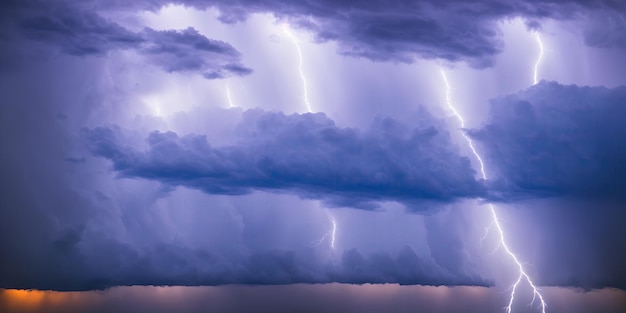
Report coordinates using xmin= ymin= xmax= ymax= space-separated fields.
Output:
xmin=283 ymin=24 xmax=313 ymax=113
xmin=283 ymin=24 xmax=336 ymax=250
xmin=440 ymin=69 xmax=546 ymax=313
xmin=226 ymin=85 xmax=235 ymax=108
xmin=533 ymin=32 xmax=544 ymax=85
xmin=310 ymin=213 xmax=337 ymax=249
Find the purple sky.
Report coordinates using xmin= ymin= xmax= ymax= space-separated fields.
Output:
xmin=1 ymin=1 xmax=626 ymax=312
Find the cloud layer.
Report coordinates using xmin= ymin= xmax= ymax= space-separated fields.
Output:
xmin=4 ymin=0 xmax=626 ymax=69
xmin=0 ymin=0 xmax=251 ymax=78
xmin=84 ymin=109 xmax=484 ymax=210
xmin=89 ymin=0 xmax=626 ymax=66
xmin=1 ymin=0 xmax=626 ymax=297
xmin=473 ymin=81 xmax=626 ymax=200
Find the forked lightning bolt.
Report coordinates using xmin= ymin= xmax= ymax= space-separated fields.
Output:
xmin=440 ymin=70 xmax=546 ymax=313
xmin=283 ymin=24 xmax=337 ymax=250
xmin=283 ymin=24 xmax=313 ymax=112
xmin=310 ymin=214 xmax=337 ymax=249
xmin=533 ymin=33 xmax=544 ymax=85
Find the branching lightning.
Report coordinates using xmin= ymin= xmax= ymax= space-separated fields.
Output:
xmin=533 ymin=33 xmax=544 ymax=85
xmin=310 ymin=213 xmax=337 ymax=249
xmin=283 ymin=24 xmax=313 ymax=113
xmin=440 ymin=70 xmax=546 ymax=313
xmin=282 ymin=24 xmax=336 ymax=251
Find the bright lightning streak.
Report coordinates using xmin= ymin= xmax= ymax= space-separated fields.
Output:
xmin=226 ymin=85 xmax=235 ymax=108
xmin=490 ymin=206 xmax=547 ymax=313
xmin=440 ymin=71 xmax=486 ymax=178
xmin=533 ymin=33 xmax=544 ymax=85
xmin=330 ymin=215 xmax=337 ymax=248
xmin=283 ymin=24 xmax=336 ymax=250
xmin=440 ymin=70 xmax=546 ymax=313
xmin=283 ymin=24 xmax=313 ymax=113
xmin=310 ymin=214 xmax=337 ymax=249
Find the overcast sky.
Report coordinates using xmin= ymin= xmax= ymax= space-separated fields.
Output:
xmin=1 ymin=1 xmax=626 ymax=312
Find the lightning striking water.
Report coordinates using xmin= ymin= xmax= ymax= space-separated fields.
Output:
xmin=225 ymin=85 xmax=235 ymax=108
xmin=533 ymin=33 xmax=544 ymax=85
xmin=283 ymin=24 xmax=313 ymax=112
xmin=440 ymin=70 xmax=546 ymax=313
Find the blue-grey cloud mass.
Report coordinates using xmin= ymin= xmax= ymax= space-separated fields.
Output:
xmin=84 ymin=109 xmax=484 ymax=210
xmin=88 ymin=0 xmax=626 ymax=67
xmin=474 ymin=81 xmax=626 ymax=200
xmin=0 ymin=0 xmax=252 ymax=79
xmin=0 ymin=0 xmax=626 ymax=308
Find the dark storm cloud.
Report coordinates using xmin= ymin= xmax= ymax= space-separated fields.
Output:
xmin=4 ymin=0 xmax=625 ymax=68
xmin=512 ymin=199 xmax=626 ymax=290
xmin=330 ymin=247 xmax=483 ymax=286
xmin=4 ymin=0 xmax=624 ymax=67
xmin=472 ymin=81 xmax=626 ymax=200
xmin=2 ymin=241 xmax=487 ymax=291
xmin=17 ymin=7 xmax=143 ymax=56
xmin=84 ymin=0 xmax=626 ymax=67
xmin=582 ymin=10 xmax=626 ymax=49
xmin=140 ymin=27 xmax=252 ymax=77
xmin=84 ymin=109 xmax=485 ymax=210
xmin=0 ymin=0 xmax=251 ymax=79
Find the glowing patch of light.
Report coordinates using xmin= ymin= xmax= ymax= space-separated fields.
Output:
xmin=440 ymin=69 xmax=547 ymax=313
xmin=142 ymin=95 xmax=163 ymax=117
xmin=283 ymin=24 xmax=312 ymax=113
xmin=533 ymin=33 xmax=544 ymax=85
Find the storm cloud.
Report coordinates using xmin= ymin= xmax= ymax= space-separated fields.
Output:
xmin=4 ymin=0 xmax=626 ymax=68
xmin=85 ymin=0 xmax=626 ymax=67
xmin=0 ymin=0 xmax=251 ymax=79
xmin=1 ymin=0 xmax=626 ymax=309
xmin=473 ymin=81 xmax=626 ymax=200
xmin=84 ymin=109 xmax=484 ymax=210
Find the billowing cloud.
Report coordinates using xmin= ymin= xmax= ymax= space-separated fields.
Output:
xmin=84 ymin=109 xmax=485 ymax=210
xmin=5 ymin=0 xmax=625 ymax=68
xmin=582 ymin=9 xmax=626 ymax=49
xmin=472 ymin=81 xmax=626 ymax=200
xmin=83 ymin=0 xmax=626 ymax=67
xmin=141 ymin=27 xmax=252 ymax=78
xmin=0 ymin=0 xmax=251 ymax=79
xmin=1 ymin=0 xmax=625 ymax=303
xmin=2 ymin=236 xmax=488 ymax=291
xmin=4 ymin=0 xmax=625 ymax=70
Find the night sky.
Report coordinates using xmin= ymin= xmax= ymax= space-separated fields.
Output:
xmin=1 ymin=1 xmax=626 ymax=312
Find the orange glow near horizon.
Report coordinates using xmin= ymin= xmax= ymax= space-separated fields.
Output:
xmin=0 ymin=289 xmax=98 ymax=312
xmin=1 ymin=285 xmax=625 ymax=313
xmin=2 ymin=289 xmax=47 ymax=310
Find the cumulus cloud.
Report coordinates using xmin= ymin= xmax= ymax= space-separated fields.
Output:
xmin=472 ymin=81 xmax=626 ymax=200
xmin=83 ymin=0 xmax=626 ymax=67
xmin=84 ymin=109 xmax=485 ymax=210
xmin=5 ymin=0 xmax=625 ymax=67
xmin=582 ymin=10 xmax=626 ymax=48
xmin=0 ymin=0 xmax=251 ymax=79
xmin=5 ymin=0 xmax=625 ymax=68
xmin=141 ymin=27 xmax=252 ymax=77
